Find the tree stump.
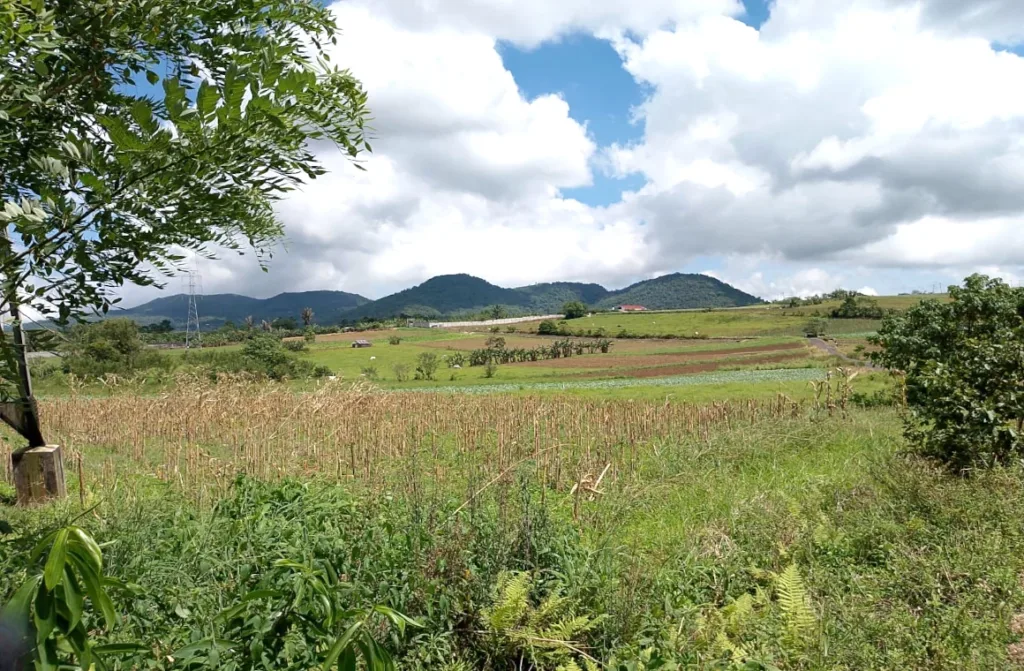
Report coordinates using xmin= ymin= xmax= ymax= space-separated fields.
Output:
xmin=12 ymin=445 xmax=67 ymax=505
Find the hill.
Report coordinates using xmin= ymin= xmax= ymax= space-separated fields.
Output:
xmin=346 ymin=274 xmax=528 ymax=319
xmin=514 ymin=282 xmax=611 ymax=313
xmin=115 ymin=290 xmax=368 ymax=328
xmin=596 ymin=273 xmax=762 ymax=311
xmin=117 ymin=272 xmax=762 ymax=327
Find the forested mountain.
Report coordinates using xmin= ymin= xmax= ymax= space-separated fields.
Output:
xmin=515 ymin=282 xmax=611 ymax=313
xmin=595 ymin=273 xmax=762 ymax=310
xmin=115 ymin=290 xmax=368 ymax=328
xmin=345 ymin=274 xmax=528 ymax=319
xmin=117 ymin=272 xmax=762 ymax=327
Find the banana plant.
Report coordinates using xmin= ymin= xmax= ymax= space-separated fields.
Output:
xmin=2 ymin=525 xmax=143 ymax=670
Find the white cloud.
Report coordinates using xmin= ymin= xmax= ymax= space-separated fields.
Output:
xmin=115 ymin=0 xmax=1024 ymax=306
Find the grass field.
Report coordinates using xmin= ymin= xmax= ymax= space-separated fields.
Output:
xmin=4 ymin=384 xmax=1024 ymax=669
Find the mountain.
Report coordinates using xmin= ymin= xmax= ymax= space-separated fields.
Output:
xmin=115 ymin=290 xmax=368 ymax=328
xmin=117 ymin=272 xmax=762 ymax=327
xmin=595 ymin=273 xmax=761 ymax=311
xmin=515 ymin=282 xmax=611 ymax=313
xmin=347 ymin=274 xmax=528 ymax=319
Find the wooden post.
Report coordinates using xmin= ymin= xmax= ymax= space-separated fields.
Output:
xmin=12 ymin=445 xmax=67 ymax=505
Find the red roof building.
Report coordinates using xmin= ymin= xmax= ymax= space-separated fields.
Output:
xmin=613 ymin=305 xmax=647 ymax=312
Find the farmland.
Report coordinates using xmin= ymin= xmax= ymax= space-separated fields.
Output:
xmin=6 ymin=290 xmax=1024 ymax=669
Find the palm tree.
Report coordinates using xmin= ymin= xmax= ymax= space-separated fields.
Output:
xmin=301 ymin=307 xmax=314 ymax=326
xmin=244 ymin=315 xmax=254 ymax=330
xmin=260 ymin=320 xmax=271 ymax=332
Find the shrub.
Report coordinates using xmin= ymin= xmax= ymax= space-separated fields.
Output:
xmin=484 ymin=359 xmax=498 ymax=378
xmin=303 ymin=327 xmax=316 ymax=344
xmin=283 ymin=340 xmax=307 ymax=352
xmin=505 ymin=326 xmax=517 ymax=334
xmin=489 ymin=325 xmax=501 ymax=333
xmin=415 ymin=352 xmax=439 ymax=380
xmin=537 ymin=320 xmax=558 ymax=336
xmin=361 ymin=366 xmax=379 ymax=381
xmin=388 ymin=335 xmax=402 ymax=345
xmin=871 ymin=274 xmax=1024 ymax=470
xmin=393 ymin=362 xmax=411 ymax=382
xmin=447 ymin=352 xmax=466 ymax=368
xmin=312 ymin=365 xmax=333 ymax=378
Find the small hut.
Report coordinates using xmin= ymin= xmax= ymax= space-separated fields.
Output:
xmin=351 ymin=339 xmax=372 ymax=348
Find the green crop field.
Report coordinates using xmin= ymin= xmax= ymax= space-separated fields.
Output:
xmin=12 ymin=290 xmax=1022 ymax=671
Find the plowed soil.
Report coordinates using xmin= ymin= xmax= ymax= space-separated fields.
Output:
xmin=577 ymin=352 xmax=809 ymax=378
xmin=510 ymin=341 xmax=807 ymax=369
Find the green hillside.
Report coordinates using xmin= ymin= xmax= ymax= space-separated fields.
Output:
xmin=597 ymin=273 xmax=762 ymax=310
xmin=116 ymin=290 xmax=368 ymax=328
xmin=514 ymin=282 xmax=610 ymax=313
xmin=346 ymin=274 xmax=529 ymax=319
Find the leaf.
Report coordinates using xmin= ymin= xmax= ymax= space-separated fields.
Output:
xmin=322 ymin=620 xmax=363 ymax=670
xmin=93 ymin=642 xmax=148 ymax=655
xmin=170 ymin=638 xmax=236 ymax=659
xmin=197 ymin=80 xmax=219 ymax=118
xmin=43 ymin=528 xmax=70 ymax=591
xmin=2 ymin=573 xmax=42 ymax=622
xmin=241 ymin=589 xmax=283 ymax=602
xmin=146 ymin=70 xmax=159 ymax=85
xmin=63 ymin=566 xmax=84 ymax=629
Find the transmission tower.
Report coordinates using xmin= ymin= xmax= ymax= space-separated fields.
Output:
xmin=185 ymin=270 xmax=202 ymax=349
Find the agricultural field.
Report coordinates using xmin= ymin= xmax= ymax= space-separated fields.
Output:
xmin=4 ymin=382 xmax=1024 ymax=669
xmin=10 ymin=287 xmax=1024 ymax=670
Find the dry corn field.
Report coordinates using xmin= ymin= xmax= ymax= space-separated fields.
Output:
xmin=2 ymin=378 xmax=810 ymax=505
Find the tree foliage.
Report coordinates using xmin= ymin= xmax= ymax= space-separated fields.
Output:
xmin=871 ymin=274 xmax=1024 ymax=470
xmin=0 ymin=0 xmax=370 ymax=400
xmin=562 ymin=301 xmax=587 ymax=320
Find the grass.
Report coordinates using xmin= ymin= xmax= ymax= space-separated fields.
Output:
xmin=4 ymin=389 xmax=1024 ymax=669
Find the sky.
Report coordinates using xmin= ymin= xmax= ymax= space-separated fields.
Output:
xmin=125 ymin=0 xmax=1024 ymax=305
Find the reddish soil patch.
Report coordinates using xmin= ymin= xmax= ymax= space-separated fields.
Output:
xmin=576 ymin=352 xmax=808 ymax=379
xmin=511 ymin=341 xmax=807 ymax=370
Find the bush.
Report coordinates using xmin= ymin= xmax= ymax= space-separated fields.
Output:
xmin=505 ymin=326 xmax=517 ymax=334
xmin=871 ymin=274 xmax=1024 ymax=470
xmin=393 ymin=363 xmax=411 ymax=382
xmin=303 ymin=328 xmax=316 ymax=344
xmin=361 ymin=366 xmax=379 ymax=381
xmin=312 ymin=365 xmax=333 ymax=378
xmin=415 ymin=352 xmax=439 ymax=380
xmin=283 ymin=340 xmax=307 ymax=352
xmin=537 ymin=320 xmax=558 ymax=336
xmin=484 ymin=359 xmax=498 ymax=378
xmin=388 ymin=335 xmax=402 ymax=345
xmin=489 ymin=326 xmax=501 ymax=333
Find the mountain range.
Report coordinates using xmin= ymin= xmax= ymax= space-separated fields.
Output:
xmin=114 ymin=273 xmax=763 ymax=328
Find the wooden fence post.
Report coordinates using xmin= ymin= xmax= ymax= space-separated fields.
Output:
xmin=12 ymin=445 xmax=67 ymax=505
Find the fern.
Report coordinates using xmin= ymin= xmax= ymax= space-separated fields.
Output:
xmin=775 ymin=564 xmax=816 ymax=644
xmin=482 ymin=571 xmax=602 ymax=668
xmin=714 ymin=631 xmax=749 ymax=664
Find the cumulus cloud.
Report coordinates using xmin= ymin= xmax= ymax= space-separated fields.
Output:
xmin=119 ymin=0 xmax=1024 ymax=305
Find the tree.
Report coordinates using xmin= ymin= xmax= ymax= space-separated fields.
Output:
xmin=0 ymin=0 xmax=370 ymax=448
xmin=562 ymin=300 xmax=587 ymax=319
xmin=871 ymin=274 xmax=1024 ymax=470
xmin=537 ymin=320 xmax=558 ymax=336
xmin=488 ymin=305 xmax=507 ymax=320
xmin=301 ymin=307 xmax=315 ymax=327
xmin=244 ymin=315 xmax=255 ymax=330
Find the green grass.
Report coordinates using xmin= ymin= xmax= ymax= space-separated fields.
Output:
xmin=5 ymin=408 xmax=1024 ymax=669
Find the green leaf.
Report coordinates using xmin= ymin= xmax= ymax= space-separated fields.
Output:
xmin=2 ymin=573 xmax=42 ymax=622
xmin=170 ymin=638 xmax=236 ymax=660
xmin=63 ymin=566 xmax=84 ymax=629
xmin=43 ymin=528 xmax=70 ymax=591
xmin=68 ymin=526 xmax=103 ymax=573
xmin=197 ymin=80 xmax=219 ymax=118
xmin=34 ymin=588 xmax=57 ymax=642
xmin=93 ymin=642 xmax=148 ymax=655
xmin=322 ymin=620 xmax=363 ymax=670
xmin=146 ymin=70 xmax=159 ymax=85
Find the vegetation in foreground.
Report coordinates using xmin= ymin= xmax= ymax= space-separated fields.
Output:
xmin=4 ymin=397 xmax=1024 ymax=669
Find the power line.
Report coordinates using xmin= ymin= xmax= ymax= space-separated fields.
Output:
xmin=185 ymin=269 xmax=202 ymax=349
